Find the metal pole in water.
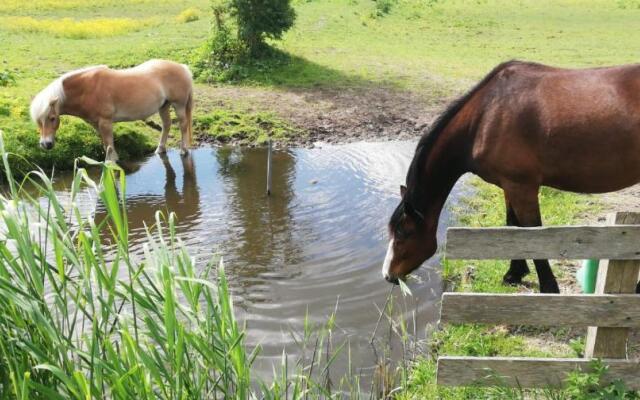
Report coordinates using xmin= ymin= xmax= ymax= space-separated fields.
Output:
xmin=266 ymin=139 xmax=272 ymax=196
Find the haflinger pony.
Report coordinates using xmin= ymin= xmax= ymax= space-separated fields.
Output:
xmin=30 ymin=59 xmax=193 ymax=161
xmin=383 ymin=60 xmax=640 ymax=293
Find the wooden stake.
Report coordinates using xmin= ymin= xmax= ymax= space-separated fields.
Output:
xmin=266 ymin=139 xmax=272 ymax=196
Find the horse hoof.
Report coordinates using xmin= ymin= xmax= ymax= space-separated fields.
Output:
xmin=155 ymin=146 xmax=167 ymax=154
xmin=502 ymin=273 xmax=524 ymax=286
xmin=180 ymin=148 xmax=189 ymax=156
xmin=540 ymin=281 xmax=560 ymax=294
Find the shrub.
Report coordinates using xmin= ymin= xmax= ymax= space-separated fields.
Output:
xmin=230 ymin=0 xmax=296 ymax=55
xmin=176 ymin=7 xmax=201 ymax=23
xmin=195 ymin=0 xmax=296 ymax=80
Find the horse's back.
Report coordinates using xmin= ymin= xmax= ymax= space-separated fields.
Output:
xmin=472 ymin=62 xmax=640 ymax=193
xmin=94 ymin=60 xmax=192 ymax=121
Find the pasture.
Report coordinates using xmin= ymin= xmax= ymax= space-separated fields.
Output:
xmin=2 ymin=0 xmax=640 ymax=398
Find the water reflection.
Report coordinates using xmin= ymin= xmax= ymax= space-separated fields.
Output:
xmin=94 ymin=153 xmax=201 ymax=240
xmin=216 ymin=147 xmax=303 ymax=282
xmin=43 ymin=142 xmax=462 ymax=385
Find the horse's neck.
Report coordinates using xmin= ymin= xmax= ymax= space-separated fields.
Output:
xmin=58 ymin=75 xmax=87 ymax=118
xmin=414 ymin=124 xmax=470 ymax=220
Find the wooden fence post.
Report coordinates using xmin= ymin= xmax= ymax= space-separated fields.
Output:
xmin=585 ymin=212 xmax=640 ymax=359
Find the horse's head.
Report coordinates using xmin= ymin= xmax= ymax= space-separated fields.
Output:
xmin=36 ymin=98 xmax=61 ymax=150
xmin=382 ymin=185 xmax=437 ymax=284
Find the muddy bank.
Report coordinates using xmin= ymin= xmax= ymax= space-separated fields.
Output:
xmin=194 ymin=84 xmax=443 ymax=147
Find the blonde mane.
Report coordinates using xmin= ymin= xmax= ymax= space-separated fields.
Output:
xmin=30 ymin=65 xmax=107 ymax=124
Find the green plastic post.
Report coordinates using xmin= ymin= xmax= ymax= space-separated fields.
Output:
xmin=578 ymin=259 xmax=599 ymax=294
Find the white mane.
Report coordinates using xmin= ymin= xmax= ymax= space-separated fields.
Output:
xmin=30 ymin=65 xmax=107 ymax=124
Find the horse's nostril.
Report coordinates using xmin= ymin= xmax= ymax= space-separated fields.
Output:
xmin=41 ymin=141 xmax=53 ymax=150
xmin=385 ymin=275 xmax=399 ymax=285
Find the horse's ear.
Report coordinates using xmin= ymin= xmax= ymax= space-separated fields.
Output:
xmin=400 ymin=185 xmax=407 ymax=198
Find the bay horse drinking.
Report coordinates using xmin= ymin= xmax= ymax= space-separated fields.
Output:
xmin=383 ymin=60 xmax=640 ymax=293
xmin=30 ymin=59 xmax=193 ymax=161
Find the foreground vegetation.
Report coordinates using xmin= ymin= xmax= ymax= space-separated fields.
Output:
xmin=0 ymin=133 xmax=369 ymax=399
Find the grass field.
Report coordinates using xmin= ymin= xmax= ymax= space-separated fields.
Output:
xmin=1 ymin=0 xmax=639 ymax=397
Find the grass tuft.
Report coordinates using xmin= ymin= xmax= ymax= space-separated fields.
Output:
xmin=176 ymin=7 xmax=201 ymax=23
xmin=194 ymin=109 xmax=301 ymax=144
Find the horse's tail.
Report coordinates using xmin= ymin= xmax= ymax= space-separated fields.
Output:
xmin=186 ymin=90 xmax=193 ymax=147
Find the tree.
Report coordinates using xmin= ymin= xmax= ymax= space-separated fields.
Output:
xmin=229 ymin=0 xmax=296 ymax=55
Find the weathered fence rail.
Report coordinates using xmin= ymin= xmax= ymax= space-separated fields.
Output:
xmin=436 ymin=211 xmax=640 ymax=390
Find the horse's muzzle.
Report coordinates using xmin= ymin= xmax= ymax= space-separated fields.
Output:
xmin=40 ymin=140 xmax=54 ymax=150
xmin=385 ymin=274 xmax=399 ymax=285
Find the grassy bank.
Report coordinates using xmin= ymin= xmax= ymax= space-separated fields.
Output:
xmin=399 ymin=178 xmax=609 ymax=399
xmin=4 ymin=1 xmax=640 ymax=162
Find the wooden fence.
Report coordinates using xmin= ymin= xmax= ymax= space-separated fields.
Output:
xmin=436 ymin=211 xmax=640 ymax=389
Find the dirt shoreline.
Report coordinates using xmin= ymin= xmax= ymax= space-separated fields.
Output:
xmin=194 ymin=85 xmax=445 ymax=147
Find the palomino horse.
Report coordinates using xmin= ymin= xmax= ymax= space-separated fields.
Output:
xmin=30 ymin=59 xmax=193 ymax=161
xmin=383 ymin=60 xmax=640 ymax=293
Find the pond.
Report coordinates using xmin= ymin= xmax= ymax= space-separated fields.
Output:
xmin=48 ymin=141 xmax=464 ymax=384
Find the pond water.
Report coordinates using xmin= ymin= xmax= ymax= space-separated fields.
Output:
xmin=48 ymin=141 xmax=463 ymax=384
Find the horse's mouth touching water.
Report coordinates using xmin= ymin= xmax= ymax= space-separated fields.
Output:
xmin=384 ymin=60 xmax=640 ymax=292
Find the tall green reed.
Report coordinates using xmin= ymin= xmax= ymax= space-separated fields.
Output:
xmin=0 ymin=130 xmax=420 ymax=399
xmin=0 ymin=131 xmax=263 ymax=398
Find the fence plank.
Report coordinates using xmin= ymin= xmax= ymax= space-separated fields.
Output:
xmin=437 ymin=356 xmax=640 ymax=389
xmin=440 ymin=293 xmax=640 ymax=327
xmin=445 ymin=225 xmax=640 ymax=260
xmin=585 ymin=212 xmax=640 ymax=358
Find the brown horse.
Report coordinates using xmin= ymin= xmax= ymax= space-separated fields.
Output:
xmin=383 ymin=60 xmax=640 ymax=293
xmin=30 ymin=59 xmax=193 ymax=161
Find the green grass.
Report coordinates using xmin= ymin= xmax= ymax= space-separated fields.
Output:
xmin=194 ymin=109 xmax=302 ymax=144
xmin=4 ymin=0 xmax=640 ymax=158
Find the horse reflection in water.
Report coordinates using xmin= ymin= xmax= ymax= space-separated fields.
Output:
xmin=95 ymin=153 xmax=201 ymax=244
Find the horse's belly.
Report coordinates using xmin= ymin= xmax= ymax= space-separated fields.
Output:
xmin=543 ymin=152 xmax=640 ymax=193
xmin=113 ymin=99 xmax=164 ymax=122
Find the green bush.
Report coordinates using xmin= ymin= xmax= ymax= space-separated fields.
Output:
xmin=231 ymin=0 xmax=296 ymax=55
xmin=195 ymin=0 xmax=296 ymax=81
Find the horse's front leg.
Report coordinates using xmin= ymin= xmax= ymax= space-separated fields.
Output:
xmin=98 ymin=119 xmax=118 ymax=162
xmin=502 ymin=195 xmax=530 ymax=285
xmin=503 ymin=183 xmax=560 ymax=294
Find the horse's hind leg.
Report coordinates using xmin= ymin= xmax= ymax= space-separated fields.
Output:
xmin=503 ymin=183 xmax=560 ymax=294
xmin=174 ymin=93 xmax=192 ymax=156
xmin=502 ymin=195 xmax=530 ymax=285
xmin=156 ymin=103 xmax=171 ymax=154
